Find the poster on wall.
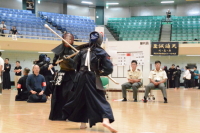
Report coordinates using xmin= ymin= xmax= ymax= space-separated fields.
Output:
xmin=117 ymin=52 xmax=144 ymax=66
xmin=26 ymin=0 xmax=35 ymax=10
xmin=131 ymin=52 xmax=144 ymax=65
xmin=151 ymin=42 xmax=179 ymax=56
xmin=117 ymin=53 xmax=126 ymax=66
xmin=108 ymin=46 xmax=117 ymax=58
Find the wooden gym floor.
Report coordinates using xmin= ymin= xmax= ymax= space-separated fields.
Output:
xmin=0 ymin=88 xmax=200 ymax=133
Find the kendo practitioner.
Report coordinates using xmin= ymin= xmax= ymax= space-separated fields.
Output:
xmin=34 ymin=54 xmax=55 ymax=99
xmin=15 ymin=68 xmax=30 ymax=101
xmin=49 ymin=33 xmax=76 ymax=120
xmin=168 ymin=64 xmax=176 ymax=88
xmin=163 ymin=66 xmax=169 ymax=88
xmin=173 ymin=65 xmax=181 ymax=89
xmin=3 ymin=58 xmax=11 ymax=90
xmin=62 ymin=31 xmax=117 ymax=133
xmin=26 ymin=65 xmax=47 ymax=103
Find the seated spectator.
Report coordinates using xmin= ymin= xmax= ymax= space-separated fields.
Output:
xmin=0 ymin=21 xmax=7 ymax=35
xmin=144 ymin=60 xmax=168 ymax=103
xmin=121 ymin=60 xmax=142 ymax=102
xmin=10 ymin=26 xmax=18 ymax=35
xmin=26 ymin=65 xmax=47 ymax=103
xmin=15 ymin=68 xmax=30 ymax=101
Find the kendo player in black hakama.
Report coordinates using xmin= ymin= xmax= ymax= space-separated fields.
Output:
xmin=62 ymin=31 xmax=117 ymax=133
xmin=34 ymin=54 xmax=55 ymax=99
xmin=49 ymin=33 xmax=76 ymax=120
xmin=3 ymin=58 xmax=11 ymax=90
xmin=44 ymin=57 xmax=55 ymax=97
xmin=15 ymin=68 xmax=30 ymax=101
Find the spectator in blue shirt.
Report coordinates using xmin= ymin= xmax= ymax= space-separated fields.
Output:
xmin=26 ymin=65 xmax=47 ymax=103
xmin=194 ymin=66 xmax=199 ymax=88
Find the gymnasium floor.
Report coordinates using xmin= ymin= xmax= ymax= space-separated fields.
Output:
xmin=0 ymin=88 xmax=200 ymax=133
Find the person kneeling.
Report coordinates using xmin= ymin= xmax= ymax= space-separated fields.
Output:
xmin=26 ymin=65 xmax=47 ymax=103
xmin=15 ymin=68 xmax=30 ymax=101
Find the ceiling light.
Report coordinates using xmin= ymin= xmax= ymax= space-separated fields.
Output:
xmin=106 ymin=3 xmax=119 ymax=5
xmin=81 ymin=1 xmax=93 ymax=4
xmin=161 ymin=1 xmax=174 ymax=3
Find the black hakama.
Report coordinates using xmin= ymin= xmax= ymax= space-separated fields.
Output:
xmin=49 ymin=70 xmax=75 ymax=120
xmin=62 ymin=46 xmax=115 ymax=128
xmin=62 ymin=70 xmax=114 ymax=127
xmin=3 ymin=63 xmax=11 ymax=90
xmin=44 ymin=74 xmax=54 ymax=96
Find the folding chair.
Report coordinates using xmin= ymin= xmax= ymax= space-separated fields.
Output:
xmin=126 ymin=85 xmax=145 ymax=101
xmin=100 ymin=77 xmax=109 ymax=99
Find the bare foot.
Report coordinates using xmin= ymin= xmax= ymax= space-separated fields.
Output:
xmin=80 ymin=123 xmax=87 ymax=129
xmin=102 ymin=118 xmax=117 ymax=133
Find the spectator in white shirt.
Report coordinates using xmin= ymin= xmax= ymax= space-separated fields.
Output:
xmin=183 ymin=66 xmax=191 ymax=89
xmin=0 ymin=52 xmax=5 ymax=94
xmin=0 ymin=21 xmax=7 ymax=35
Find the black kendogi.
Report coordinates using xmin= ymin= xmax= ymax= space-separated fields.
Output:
xmin=62 ymin=31 xmax=115 ymax=128
xmin=163 ymin=66 xmax=169 ymax=88
xmin=173 ymin=68 xmax=181 ymax=88
xmin=3 ymin=63 xmax=11 ymax=90
xmin=168 ymin=66 xmax=176 ymax=88
xmin=15 ymin=75 xmax=29 ymax=101
xmin=49 ymin=33 xmax=76 ymax=120
xmin=34 ymin=54 xmax=55 ymax=97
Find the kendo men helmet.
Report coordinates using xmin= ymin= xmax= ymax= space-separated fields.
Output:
xmin=39 ymin=54 xmax=46 ymax=62
xmin=62 ymin=33 xmax=74 ymax=46
xmin=89 ymin=31 xmax=103 ymax=46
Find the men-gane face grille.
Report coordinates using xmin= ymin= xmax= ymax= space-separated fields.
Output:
xmin=62 ymin=33 xmax=74 ymax=46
